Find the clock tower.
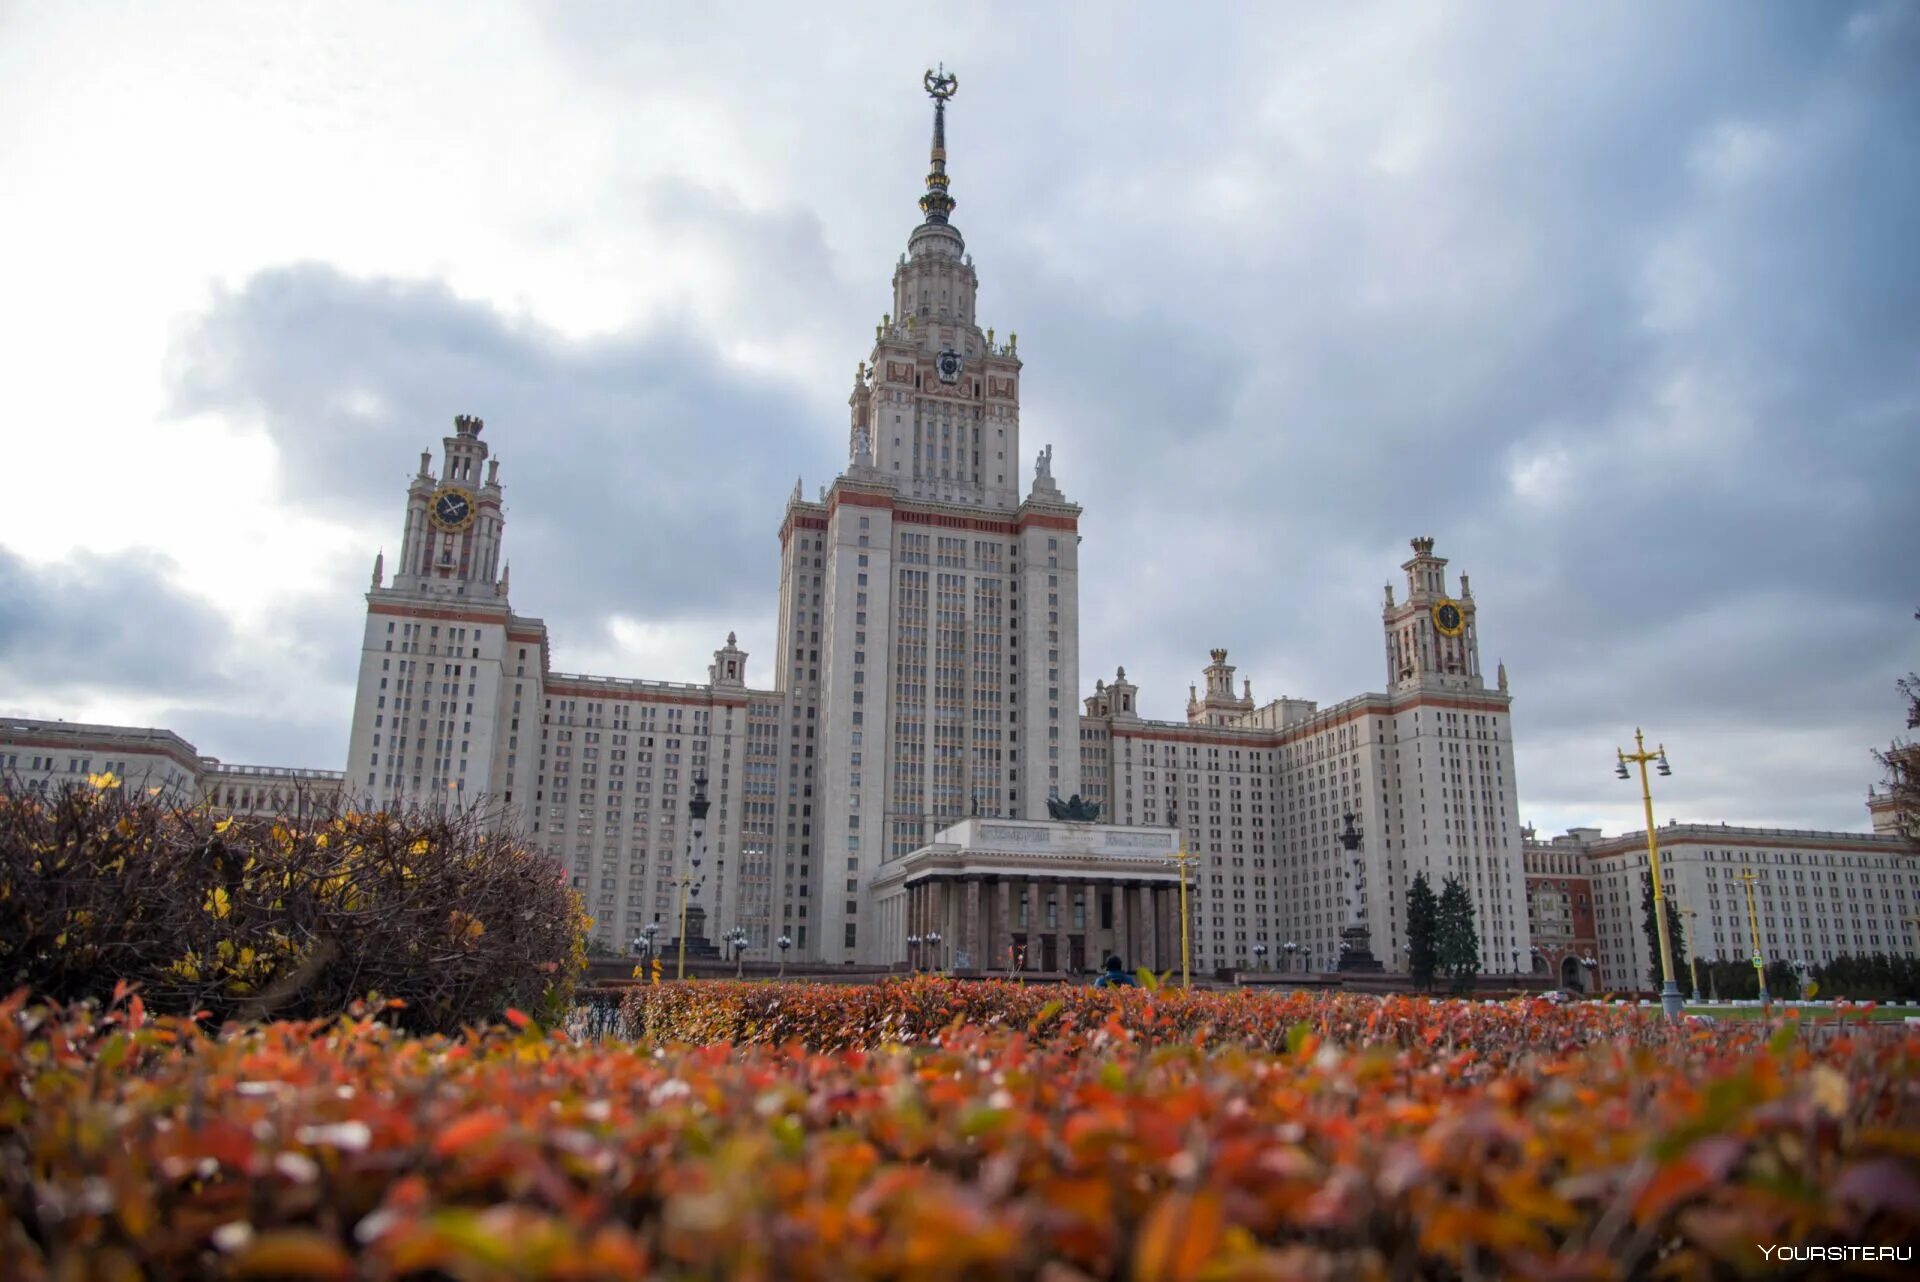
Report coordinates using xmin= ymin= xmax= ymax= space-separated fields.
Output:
xmin=1382 ymin=536 xmax=1483 ymax=692
xmin=343 ymin=414 xmax=547 ymax=816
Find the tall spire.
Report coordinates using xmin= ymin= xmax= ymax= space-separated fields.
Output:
xmin=919 ymin=64 xmax=958 ymax=225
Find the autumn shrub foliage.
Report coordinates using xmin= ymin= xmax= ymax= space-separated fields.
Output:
xmin=0 ymin=775 xmax=587 ymax=1032
xmin=620 ymin=975 xmax=1667 ymax=1055
xmin=5 ymin=986 xmax=1916 ymax=1281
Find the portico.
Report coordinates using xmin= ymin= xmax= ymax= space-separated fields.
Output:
xmin=872 ymin=817 xmax=1184 ymax=974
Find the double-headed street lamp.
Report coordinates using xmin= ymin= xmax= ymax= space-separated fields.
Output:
xmin=1252 ymin=942 xmax=1268 ymax=971
xmin=1736 ymin=867 xmax=1770 ymax=1010
xmin=727 ymin=926 xmax=750 ymax=978
xmin=924 ymin=930 xmax=943 ymax=972
xmin=777 ymin=933 xmax=792 ymax=979
xmin=906 ymin=933 xmax=922 ymax=972
xmin=1617 ymin=729 xmax=1681 ymax=1020
xmin=1164 ymin=809 xmax=1200 ymax=989
xmin=633 ymin=922 xmax=660 ymax=959
xmin=1284 ymin=941 xmax=1296 ymax=973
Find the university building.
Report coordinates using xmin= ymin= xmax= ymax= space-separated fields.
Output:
xmin=320 ymin=74 xmax=1534 ymax=972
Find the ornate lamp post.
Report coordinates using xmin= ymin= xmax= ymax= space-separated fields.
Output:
xmin=907 ymin=933 xmax=921 ymax=972
xmin=676 ymin=776 xmax=710 ymax=981
xmin=925 ymin=930 xmax=943 ymax=972
xmin=1252 ymin=942 xmax=1268 ymax=971
xmin=1736 ymin=867 xmax=1769 ymax=1010
xmin=1284 ymin=940 xmax=1296 ymax=973
xmin=1337 ymin=813 xmax=1382 ymax=973
xmin=1164 ymin=815 xmax=1200 ymax=990
xmin=1616 ymin=730 xmax=1681 ymax=1020
xmin=777 ymin=933 xmax=792 ymax=979
xmin=727 ymin=926 xmax=750 ymax=978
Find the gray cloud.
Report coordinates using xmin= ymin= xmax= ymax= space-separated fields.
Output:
xmin=166 ymin=261 xmax=827 ymax=651
xmin=115 ymin=2 xmax=1920 ymax=829
xmin=0 ymin=546 xmax=237 ymax=700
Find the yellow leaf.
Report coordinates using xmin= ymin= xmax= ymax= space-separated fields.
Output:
xmin=409 ymin=838 xmax=430 ymax=856
xmin=87 ymin=771 xmax=121 ymax=790
xmin=214 ymin=817 xmax=234 ymax=834
xmin=205 ymin=887 xmax=232 ymax=919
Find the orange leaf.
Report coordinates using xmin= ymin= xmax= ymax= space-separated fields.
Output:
xmin=432 ymin=1112 xmax=509 ymax=1159
xmin=1132 ymin=1189 xmax=1226 ymax=1282
xmin=230 ymin=1229 xmax=354 ymax=1279
xmin=502 ymin=1008 xmax=531 ymax=1030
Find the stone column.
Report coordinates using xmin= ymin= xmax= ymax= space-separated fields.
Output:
xmin=942 ymin=880 xmax=959 ymax=969
xmin=963 ymin=880 xmax=982 ymax=971
xmin=1055 ymin=880 xmax=1074 ymax=975
xmin=1025 ymin=880 xmax=1043 ymax=972
xmin=1113 ymin=883 xmax=1132 ymax=971
xmin=994 ymin=880 xmax=1012 ymax=972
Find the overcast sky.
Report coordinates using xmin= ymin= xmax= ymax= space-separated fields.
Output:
xmin=3 ymin=3 xmax=1916 ymax=837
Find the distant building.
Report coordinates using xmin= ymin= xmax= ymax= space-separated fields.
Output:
xmin=1522 ymin=834 xmax=1601 ymax=990
xmin=1524 ymin=804 xmax=1919 ymax=991
xmin=0 ymin=717 xmax=343 ymax=818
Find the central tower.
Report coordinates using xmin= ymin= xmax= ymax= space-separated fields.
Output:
xmin=784 ymin=69 xmax=1083 ymax=961
xmin=848 ymin=65 xmax=1026 ymax=510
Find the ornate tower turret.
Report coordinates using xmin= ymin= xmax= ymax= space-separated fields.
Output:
xmin=394 ymin=415 xmax=509 ymax=598
xmin=1382 ymin=537 xmax=1482 ymax=691
xmin=1189 ymin=648 xmax=1256 ymax=725
xmin=855 ymin=66 xmax=1026 ymax=509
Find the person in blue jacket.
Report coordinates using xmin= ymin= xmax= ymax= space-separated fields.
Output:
xmin=1094 ymin=954 xmax=1139 ymax=988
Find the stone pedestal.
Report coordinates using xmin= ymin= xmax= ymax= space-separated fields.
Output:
xmin=1337 ymin=924 xmax=1384 ymax=973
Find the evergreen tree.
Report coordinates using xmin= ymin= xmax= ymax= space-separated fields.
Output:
xmin=1436 ymin=876 xmax=1481 ymax=994
xmin=1406 ymin=872 xmax=1439 ymax=993
xmin=1640 ymin=869 xmax=1685 ymax=990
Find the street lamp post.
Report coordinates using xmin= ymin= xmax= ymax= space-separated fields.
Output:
xmin=1736 ymin=867 xmax=1769 ymax=1010
xmin=1677 ymin=893 xmax=1703 ymax=1004
xmin=1284 ymin=941 xmax=1296 ymax=973
xmin=1164 ymin=820 xmax=1200 ymax=990
xmin=925 ymin=930 xmax=943 ymax=972
xmin=777 ymin=933 xmax=792 ymax=979
xmin=1252 ymin=942 xmax=1268 ymax=971
xmin=1617 ymin=729 xmax=1682 ymax=1020
xmin=676 ymin=776 xmax=711 ymax=981
xmin=906 ymin=933 xmax=921 ymax=972
xmin=728 ymin=926 xmax=750 ymax=979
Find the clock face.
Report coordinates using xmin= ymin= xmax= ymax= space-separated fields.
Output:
xmin=1431 ymin=599 xmax=1465 ymax=637
xmin=935 ymin=348 xmax=963 ymax=384
xmin=430 ymin=486 xmax=475 ymax=532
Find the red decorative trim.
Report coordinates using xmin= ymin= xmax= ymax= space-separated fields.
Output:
xmin=368 ymin=601 xmax=512 ymax=627
xmin=0 ymin=734 xmax=201 ymax=774
xmin=543 ymin=681 xmax=750 ymax=709
xmin=1107 ymin=692 xmax=1512 ymax=749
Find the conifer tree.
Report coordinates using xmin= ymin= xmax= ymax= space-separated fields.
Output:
xmin=1436 ymin=875 xmax=1481 ymax=994
xmin=1407 ymin=872 xmax=1439 ymax=993
xmin=1640 ymin=869 xmax=1685 ymax=989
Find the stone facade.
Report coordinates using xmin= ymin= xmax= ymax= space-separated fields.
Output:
xmin=0 ymin=717 xmax=343 ymax=817
xmin=1525 ymin=818 xmax=1920 ymax=990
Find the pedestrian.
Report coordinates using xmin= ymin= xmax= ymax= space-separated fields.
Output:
xmin=1094 ymin=954 xmax=1139 ymax=988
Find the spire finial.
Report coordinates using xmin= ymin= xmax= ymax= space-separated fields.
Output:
xmin=919 ymin=65 xmax=958 ymax=225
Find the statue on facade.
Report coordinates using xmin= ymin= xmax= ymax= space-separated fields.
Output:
xmin=1046 ymin=793 xmax=1101 ymax=822
xmin=1035 ymin=443 xmax=1052 ymax=481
